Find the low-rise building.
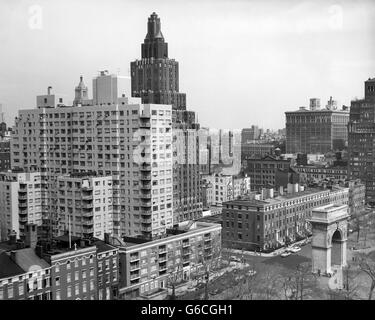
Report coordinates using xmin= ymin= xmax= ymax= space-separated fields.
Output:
xmin=116 ymin=221 xmax=222 ymax=300
xmin=293 ymin=164 xmax=348 ymax=183
xmin=222 ymin=184 xmax=349 ymax=252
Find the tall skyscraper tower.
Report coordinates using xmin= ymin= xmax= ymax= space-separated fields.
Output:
xmin=131 ymin=13 xmax=202 ymax=223
xmin=348 ymin=77 xmax=375 ymax=205
xmin=131 ymin=12 xmax=186 ymax=110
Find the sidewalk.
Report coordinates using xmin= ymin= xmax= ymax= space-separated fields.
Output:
xmin=223 ymin=238 xmax=309 ymax=258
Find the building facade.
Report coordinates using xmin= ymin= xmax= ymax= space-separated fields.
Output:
xmin=242 ymin=155 xmax=292 ymax=191
xmin=0 ymin=136 xmax=11 ymax=171
xmin=0 ymin=171 xmax=46 ymax=241
xmin=56 ymin=173 xmax=114 ymax=240
xmin=348 ymin=78 xmax=375 ymax=205
xmin=293 ymin=165 xmax=348 ymax=183
xmin=286 ymin=104 xmax=349 ymax=154
xmin=222 ymin=185 xmax=349 ymax=251
xmin=117 ymin=221 xmax=221 ymax=300
xmin=130 ymin=12 xmax=186 ymax=110
xmin=10 ymin=88 xmax=174 ymax=240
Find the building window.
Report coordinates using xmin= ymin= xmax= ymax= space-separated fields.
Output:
xmin=89 ymin=255 xmax=94 ymax=264
xmin=83 ymin=282 xmax=87 ymax=293
xmin=82 ymin=257 xmax=86 ymax=266
xmin=55 ymin=264 xmax=60 ymax=273
xmin=67 ymin=286 xmax=72 ymax=298
xmin=90 ymin=268 xmax=94 ymax=277
xmin=56 ymin=290 xmax=61 ymax=300
xmin=8 ymin=285 xmax=13 ymax=298
xmin=82 ymin=270 xmax=86 ymax=279
xmin=75 ymin=271 xmax=79 ymax=281
xmin=90 ymin=280 xmax=94 ymax=291
xmin=67 ymin=273 xmax=71 ymax=283
xmin=55 ymin=277 xmax=60 ymax=286
xmin=19 ymin=283 xmax=24 ymax=296
xmin=67 ymin=261 xmax=71 ymax=269
xmin=75 ymin=259 xmax=79 ymax=268
xmin=75 ymin=284 xmax=79 ymax=295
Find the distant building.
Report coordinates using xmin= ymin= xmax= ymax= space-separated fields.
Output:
xmin=222 ymin=184 xmax=349 ymax=251
xmin=285 ymin=103 xmax=349 ymax=154
xmin=202 ymin=181 xmax=213 ymax=209
xmin=241 ymin=126 xmax=261 ymax=143
xmin=0 ymin=136 xmax=10 ymax=171
xmin=242 ymin=155 xmax=292 ymax=191
xmin=116 ymin=221 xmax=221 ymax=300
xmin=130 ymin=12 xmax=186 ymax=110
xmin=309 ymin=98 xmax=321 ymax=111
xmin=202 ymin=174 xmax=250 ymax=206
xmin=293 ymin=165 xmax=348 ymax=183
xmin=346 ymin=179 xmax=366 ymax=217
xmin=275 ymin=167 xmax=301 ymax=188
xmin=348 ymin=78 xmax=375 ymax=205
xmin=241 ymin=141 xmax=275 ymax=161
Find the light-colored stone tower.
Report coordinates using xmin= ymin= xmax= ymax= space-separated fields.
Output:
xmin=309 ymin=203 xmax=349 ymax=275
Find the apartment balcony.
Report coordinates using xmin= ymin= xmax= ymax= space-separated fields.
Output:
xmin=139 ymin=121 xmax=151 ymax=129
xmin=129 ymin=255 xmax=140 ymax=262
xmin=82 ymin=203 xmax=93 ymax=209
xmin=82 ymin=186 xmax=93 ymax=191
xmin=130 ymin=273 xmax=141 ymax=281
xmin=82 ymin=228 xmax=94 ymax=234
xmin=158 ymin=247 xmax=167 ymax=254
xmin=19 ymin=210 xmax=28 ymax=216
xmin=140 ymin=163 xmax=151 ymax=171
xmin=141 ymin=226 xmax=152 ymax=232
xmin=140 ymin=193 xmax=152 ymax=200
xmin=81 ymin=194 xmax=92 ymax=201
xmin=182 ymin=242 xmax=190 ymax=248
xmin=18 ymin=195 xmax=27 ymax=200
xmin=159 ymin=263 xmax=167 ymax=271
xmin=140 ymin=183 xmax=151 ymax=190
xmin=141 ymin=218 xmax=152 ymax=224
xmin=140 ymin=209 xmax=152 ymax=215
xmin=19 ymin=217 xmax=28 ymax=223
xmin=18 ymin=202 xmax=27 ymax=208
xmin=140 ymin=200 xmax=152 ymax=207
xmin=81 ymin=211 xmax=93 ymax=217
xmin=139 ymin=112 xmax=150 ymax=119
xmin=140 ymin=174 xmax=151 ymax=181
xmin=158 ymin=255 xmax=167 ymax=263
xmin=82 ymin=223 xmax=93 ymax=229
xmin=129 ymin=264 xmax=140 ymax=271
xmin=82 ymin=220 xmax=94 ymax=226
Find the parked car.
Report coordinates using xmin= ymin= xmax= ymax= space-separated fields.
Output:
xmin=281 ymin=251 xmax=291 ymax=258
xmin=230 ymin=256 xmax=241 ymax=262
xmin=288 ymin=246 xmax=301 ymax=253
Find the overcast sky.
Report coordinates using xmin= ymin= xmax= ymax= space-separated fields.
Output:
xmin=0 ymin=0 xmax=374 ymax=129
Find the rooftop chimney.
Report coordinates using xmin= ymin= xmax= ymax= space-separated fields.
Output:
xmin=47 ymin=86 xmax=52 ymax=95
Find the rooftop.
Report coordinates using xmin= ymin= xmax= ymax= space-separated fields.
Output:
xmin=0 ymin=252 xmax=25 ymax=279
xmin=13 ymin=248 xmax=50 ymax=272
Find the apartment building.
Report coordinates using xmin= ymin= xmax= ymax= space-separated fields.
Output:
xmin=222 ymin=184 xmax=349 ymax=251
xmin=242 ymin=155 xmax=292 ymax=191
xmin=56 ymin=173 xmax=113 ymax=240
xmin=116 ymin=221 xmax=222 ymax=300
xmin=0 ymin=171 xmax=46 ymax=241
xmin=202 ymin=174 xmax=250 ymax=206
xmin=10 ymin=80 xmax=173 ymax=239
xmin=293 ymin=165 xmax=348 ymax=183
xmin=0 ymin=136 xmax=11 ymax=171
xmin=348 ymin=78 xmax=375 ymax=205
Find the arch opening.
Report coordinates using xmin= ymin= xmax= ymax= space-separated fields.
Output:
xmin=331 ymin=229 xmax=342 ymax=266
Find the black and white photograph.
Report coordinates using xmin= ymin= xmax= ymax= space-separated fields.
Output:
xmin=0 ymin=0 xmax=375 ymax=312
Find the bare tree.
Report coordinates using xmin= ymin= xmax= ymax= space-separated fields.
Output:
xmin=255 ymin=264 xmax=282 ymax=300
xmin=166 ymin=263 xmax=184 ymax=300
xmin=357 ymin=252 xmax=375 ymax=300
xmin=279 ymin=262 xmax=318 ymax=300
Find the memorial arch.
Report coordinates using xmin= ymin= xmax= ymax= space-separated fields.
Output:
xmin=309 ymin=204 xmax=349 ymax=275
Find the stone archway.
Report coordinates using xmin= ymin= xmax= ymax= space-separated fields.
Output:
xmin=309 ymin=204 xmax=349 ymax=275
